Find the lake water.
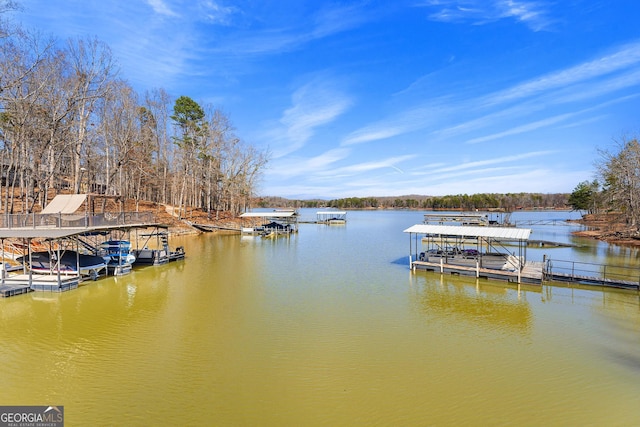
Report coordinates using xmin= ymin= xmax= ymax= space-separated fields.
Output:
xmin=1 ymin=209 xmax=640 ymax=426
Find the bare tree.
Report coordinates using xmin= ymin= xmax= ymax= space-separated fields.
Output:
xmin=0 ymin=26 xmax=269 ymax=218
xmin=0 ymin=30 xmax=55 ymax=212
xmin=144 ymin=88 xmax=173 ymax=204
xmin=65 ymin=36 xmax=117 ymax=194
xmin=597 ymin=136 xmax=640 ymax=229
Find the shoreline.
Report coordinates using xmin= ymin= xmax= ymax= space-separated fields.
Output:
xmin=569 ymin=214 xmax=640 ymax=247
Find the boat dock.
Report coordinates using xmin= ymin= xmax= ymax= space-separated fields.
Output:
xmin=316 ymin=211 xmax=347 ymax=225
xmin=405 ymin=223 xmax=536 ymax=283
xmin=0 ymin=194 xmax=185 ymax=297
xmin=239 ymin=211 xmax=298 ymax=236
xmin=404 ymin=223 xmax=640 ymax=290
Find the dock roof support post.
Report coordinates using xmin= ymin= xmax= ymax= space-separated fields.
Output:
xmin=58 ymin=242 xmax=62 ymax=285
xmin=0 ymin=238 xmax=4 ymax=284
xmin=27 ymin=238 xmax=32 ymax=288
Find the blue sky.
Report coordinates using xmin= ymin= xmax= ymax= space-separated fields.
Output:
xmin=13 ymin=0 xmax=640 ymax=199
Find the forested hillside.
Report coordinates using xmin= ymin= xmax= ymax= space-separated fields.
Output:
xmin=0 ymin=13 xmax=268 ymax=216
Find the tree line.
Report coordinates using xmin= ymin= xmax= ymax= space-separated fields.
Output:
xmin=263 ymin=192 xmax=569 ymax=210
xmin=568 ymin=136 xmax=640 ymax=229
xmin=0 ymin=8 xmax=267 ymax=217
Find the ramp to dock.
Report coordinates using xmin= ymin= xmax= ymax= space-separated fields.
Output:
xmin=544 ymin=258 xmax=640 ymax=290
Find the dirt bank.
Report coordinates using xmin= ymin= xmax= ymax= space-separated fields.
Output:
xmin=570 ymin=213 xmax=640 ymax=247
xmin=117 ymin=199 xmax=243 ymax=236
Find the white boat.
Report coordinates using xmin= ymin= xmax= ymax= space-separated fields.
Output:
xmin=418 ymin=249 xmax=516 ymax=270
xmin=100 ymin=240 xmax=136 ymax=265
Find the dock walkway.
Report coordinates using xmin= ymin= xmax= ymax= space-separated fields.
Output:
xmin=545 ymin=272 xmax=639 ymax=290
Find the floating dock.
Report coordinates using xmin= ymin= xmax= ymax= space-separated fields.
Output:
xmin=316 ymin=211 xmax=347 ymax=225
xmin=0 ymin=274 xmax=80 ymax=294
xmin=0 ymin=282 xmax=31 ymax=297
xmin=404 ymin=223 xmax=535 ymax=284
xmin=239 ymin=211 xmax=298 ymax=236
xmin=405 ymin=223 xmax=640 ymax=290
xmin=411 ymin=259 xmax=544 ymax=284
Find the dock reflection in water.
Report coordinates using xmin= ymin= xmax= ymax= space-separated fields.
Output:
xmin=412 ymin=275 xmax=533 ymax=335
xmin=1 ymin=210 xmax=640 ymax=426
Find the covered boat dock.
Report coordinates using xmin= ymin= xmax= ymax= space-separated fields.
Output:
xmin=0 ymin=194 xmax=184 ymax=295
xmin=316 ymin=211 xmax=347 ymax=224
xmin=404 ymin=224 xmax=543 ymax=284
xmin=239 ymin=211 xmax=299 ymax=236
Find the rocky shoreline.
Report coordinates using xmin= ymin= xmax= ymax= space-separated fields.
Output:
xmin=569 ymin=213 xmax=640 ymax=247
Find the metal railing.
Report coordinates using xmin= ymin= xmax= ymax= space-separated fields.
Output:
xmin=545 ymin=258 xmax=640 ymax=287
xmin=0 ymin=212 xmax=156 ymax=229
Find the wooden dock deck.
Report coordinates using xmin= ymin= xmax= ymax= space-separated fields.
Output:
xmin=411 ymin=260 xmax=544 ymax=284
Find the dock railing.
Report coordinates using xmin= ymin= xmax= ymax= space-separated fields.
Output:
xmin=545 ymin=258 xmax=640 ymax=289
xmin=0 ymin=211 xmax=156 ymax=229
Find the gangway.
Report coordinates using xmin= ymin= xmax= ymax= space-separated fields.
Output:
xmin=544 ymin=258 xmax=640 ymax=290
xmin=514 ymin=219 xmax=573 ymax=226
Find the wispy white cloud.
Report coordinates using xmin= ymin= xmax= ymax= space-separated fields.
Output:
xmin=485 ymin=41 xmax=640 ymax=106
xmin=269 ymin=148 xmax=351 ymax=178
xmin=413 ymin=150 xmax=554 ymax=175
xmin=499 ymin=0 xmax=550 ymax=31
xmin=209 ymin=2 xmax=370 ymax=56
xmin=411 ymin=168 xmax=590 ymax=195
xmin=346 ymin=40 xmax=640 ymax=147
xmin=465 ymin=113 xmax=577 ymax=144
xmin=418 ymin=0 xmax=552 ymax=31
xmin=266 ymin=78 xmax=352 ymax=158
xmin=145 ymin=0 xmax=178 ymax=17
xmin=319 ymin=154 xmax=417 ymax=176
xmin=198 ymin=1 xmax=238 ymax=25
xmin=311 ymin=3 xmax=372 ymax=39
xmin=342 ymin=104 xmax=446 ymax=145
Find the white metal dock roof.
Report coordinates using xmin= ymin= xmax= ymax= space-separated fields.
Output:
xmin=0 ymin=223 xmax=163 ymax=239
xmin=403 ymin=224 xmax=532 ymax=240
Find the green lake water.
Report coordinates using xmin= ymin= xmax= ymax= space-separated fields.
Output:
xmin=1 ymin=209 xmax=640 ymax=425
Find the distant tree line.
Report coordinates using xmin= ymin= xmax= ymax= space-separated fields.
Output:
xmin=568 ymin=136 xmax=640 ymax=229
xmin=264 ymin=192 xmax=569 ymax=210
xmin=325 ymin=193 xmax=568 ymax=210
xmin=0 ymin=9 xmax=267 ymax=216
